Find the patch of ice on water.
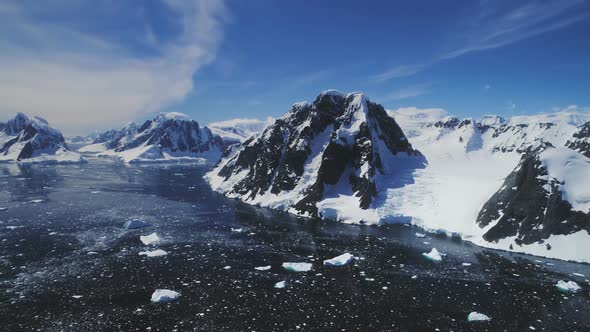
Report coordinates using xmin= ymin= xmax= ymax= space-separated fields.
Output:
xmin=282 ymin=262 xmax=312 ymax=272
xmin=415 ymin=232 xmax=426 ymax=238
xmin=140 ymin=233 xmax=160 ymax=246
xmin=422 ymin=248 xmax=442 ymax=262
xmin=467 ymin=312 xmax=491 ymax=322
xmin=323 ymin=253 xmax=355 ymax=266
xmin=30 ymin=199 xmax=44 ymax=203
xmin=123 ymin=219 xmax=151 ymax=230
xmin=151 ymin=289 xmax=180 ymax=303
xmin=139 ymin=249 xmax=168 ymax=257
xmin=274 ymin=281 xmax=286 ymax=289
xmin=556 ymin=280 xmax=581 ymax=293
xmin=255 ymin=265 xmax=271 ymax=271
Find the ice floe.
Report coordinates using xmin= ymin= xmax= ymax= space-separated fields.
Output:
xmin=282 ymin=262 xmax=313 ymax=272
xmin=422 ymin=248 xmax=442 ymax=262
xmin=255 ymin=265 xmax=271 ymax=271
xmin=274 ymin=281 xmax=286 ymax=289
xmin=467 ymin=312 xmax=491 ymax=322
xmin=123 ymin=219 xmax=151 ymax=230
xmin=140 ymin=233 xmax=161 ymax=246
xmin=151 ymin=289 xmax=180 ymax=303
xmin=138 ymin=249 xmax=168 ymax=257
xmin=556 ymin=280 xmax=581 ymax=293
xmin=323 ymin=253 xmax=355 ymax=266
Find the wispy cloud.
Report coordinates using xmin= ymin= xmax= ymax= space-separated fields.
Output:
xmin=373 ymin=0 xmax=588 ymax=82
xmin=383 ymin=83 xmax=431 ymax=101
xmin=0 ymin=0 xmax=228 ymax=134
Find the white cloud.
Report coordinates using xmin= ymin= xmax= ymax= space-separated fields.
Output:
xmin=373 ymin=0 xmax=588 ymax=82
xmin=384 ymin=84 xmax=431 ymax=101
xmin=0 ymin=0 xmax=228 ymax=135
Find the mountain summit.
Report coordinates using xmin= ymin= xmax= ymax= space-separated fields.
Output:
xmin=206 ymin=90 xmax=426 ymax=223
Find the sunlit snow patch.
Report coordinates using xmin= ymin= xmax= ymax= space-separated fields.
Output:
xmin=123 ymin=219 xmax=151 ymax=230
xmin=323 ymin=253 xmax=355 ymax=266
xmin=422 ymin=248 xmax=442 ymax=262
xmin=140 ymin=233 xmax=161 ymax=246
xmin=556 ymin=280 xmax=581 ymax=293
xmin=274 ymin=281 xmax=286 ymax=289
xmin=139 ymin=249 xmax=168 ymax=257
xmin=282 ymin=262 xmax=313 ymax=272
xmin=151 ymin=289 xmax=180 ymax=303
xmin=467 ymin=312 xmax=491 ymax=322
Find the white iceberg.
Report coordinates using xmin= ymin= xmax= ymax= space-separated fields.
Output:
xmin=139 ymin=249 xmax=168 ymax=257
xmin=422 ymin=248 xmax=442 ymax=262
xmin=323 ymin=253 xmax=355 ymax=266
xmin=274 ymin=281 xmax=286 ymax=289
xmin=255 ymin=265 xmax=271 ymax=271
xmin=556 ymin=280 xmax=581 ymax=293
xmin=123 ymin=219 xmax=151 ymax=230
xmin=151 ymin=289 xmax=180 ymax=303
xmin=140 ymin=233 xmax=161 ymax=246
xmin=467 ymin=312 xmax=491 ymax=322
xmin=282 ymin=262 xmax=312 ymax=272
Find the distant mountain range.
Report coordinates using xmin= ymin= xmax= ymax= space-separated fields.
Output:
xmin=0 ymin=113 xmax=84 ymax=164
xmin=80 ymin=112 xmax=225 ymax=164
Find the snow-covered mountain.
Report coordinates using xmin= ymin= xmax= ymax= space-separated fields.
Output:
xmin=207 ymin=92 xmax=590 ymax=262
xmin=80 ymin=112 xmax=225 ymax=164
xmin=206 ymin=90 xmax=426 ymax=223
xmin=208 ymin=117 xmax=274 ymax=144
xmin=0 ymin=113 xmax=84 ymax=164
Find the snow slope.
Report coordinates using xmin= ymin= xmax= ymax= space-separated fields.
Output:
xmin=208 ymin=117 xmax=274 ymax=144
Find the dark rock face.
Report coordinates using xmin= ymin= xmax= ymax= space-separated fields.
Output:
xmin=0 ymin=113 xmax=75 ymax=162
xmin=208 ymin=91 xmax=424 ymax=219
xmin=566 ymin=121 xmax=590 ymax=158
xmin=476 ymin=143 xmax=590 ymax=245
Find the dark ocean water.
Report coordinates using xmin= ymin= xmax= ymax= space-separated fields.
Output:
xmin=0 ymin=158 xmax=589 ymax=331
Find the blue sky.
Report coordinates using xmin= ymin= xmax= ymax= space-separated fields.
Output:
xmin=0 ymin=0 xmax=589 ymax=134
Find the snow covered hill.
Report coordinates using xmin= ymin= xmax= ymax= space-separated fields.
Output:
xmin=0 ymin=113 xmax=84 ymax=164
xmin=208 ymin=117 xmax=274 ymax=144
xmin=81 ymin=112 xmax=225 ymax=164
xmin=206 ymin=90 xmax=426 ymax=223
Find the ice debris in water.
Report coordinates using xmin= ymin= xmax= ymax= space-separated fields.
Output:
xmin=30 ymin=199 xmax=44 ymax=203
xmin=0 ymin=207 xmax=7 ymax=211
xmin=415 ymin=232 xmax=426 ymax=238
xmin=323 ymin=253 xmax=355 ymax=266
xmin=467 ymin=312 xmax=491 ymax=322
xmin=255 ymin=265 xmax=271 ymax=271
xmin=282 ymin=262 xmax=313 ymax=272
xmin=139 ymin=249 xmax=168 ymax=257
xmin=123 ymin=219 xmax=151 ymax=230
xmin=422 ymin=248 xmax=442 ymax=262
xmin=140 ymin=233 xmax=160 ymax=246
xmin=274 ymin=281 xmax=286 ymax=289
xmin=151 ymin=289 xmax=180 ymax=303
xmin=556 ymin=280 xmax=581 ymax=293
xmin=231 ymin=228 xmax=244 ymax=233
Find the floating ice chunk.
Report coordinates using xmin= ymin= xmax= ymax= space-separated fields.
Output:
xmin=0 ymin=207 xmax=7 ymax=211
xmin=282 ymin=262 xmax=312 ymax=272
xmin=223 ymin=266 xmax=231 ymax=270
xmin=422 ymin=248 xmax=442 ymax=262
xmin=140 ymin=233 xmax=160 ymax=246
xmin=572 ymin=273 xmax=585 ymax=277
xmin=255 ymin=265 xmax=271 ymax=271
xmin=139 ymin=249 xmax=168 ymax=257
xmin=323 ymin=253 xmax=355 ymax=266
xmin=123 ymin=219 xmax=151 ymax=230
xmin=151 ymin=289 xmax=180 ymax=303
xmin=462 ymin=263 xmax=472 ymax=267
xmin=30 ymin=199 xmax=44 ymax=203
xmin=231 ymin=228 xmax=244 ymax=233
xmin=274 ymin=281 xmax=286 ymax=289
xmin=467 ymin=312 xmax=491 ymax=322
xmin=415 ymin=232 xmax=426 ymax=238
xmin=556 ymin=280 xmax=581 ymax=293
